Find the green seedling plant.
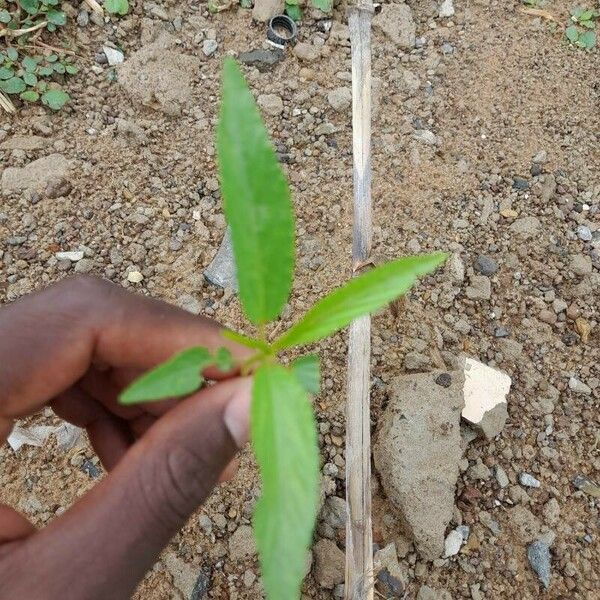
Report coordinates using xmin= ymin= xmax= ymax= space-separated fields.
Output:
xmin=565 ymin=6 xmax=598 ymax=49
xmin=104 ymin=0 xmax=129 ymax=16
xmin=119 ymin=58 xmax=446 ymax=599
xmin=0 ymin=0 xmax=77 ymax=109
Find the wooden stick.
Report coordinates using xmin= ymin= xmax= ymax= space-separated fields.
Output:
xmin=346 ymin=3 xmax=374 ymax=600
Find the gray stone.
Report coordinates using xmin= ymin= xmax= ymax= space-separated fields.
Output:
xmin=468 ymin=460 xmax=491 ymax=481
xmin=1 ymin=154 xmax=71 ymax=194
xmin=252 ymin=0 xmax=283 ymax=22
xmin=0 ymin=135 xmax=48 ymax=151
xmin=474 ymin=254 xmax=498 ymax=276
xmin=374 ymin=543 xmax=406 ymax=597
xmin=327 ymin=87 xmax=352 ymax=112
xmin=404 ymin=351 xmax=430 ymax=371
xmin=466 ymin=275 xmax=491 ymax=300
xmin=258 ymin=93 xmax=284 ymax=116
xmin=509 ymin=216 xmax=541 ymax=237
xmin=479 ymin=511 xmax=501 ymax=535
xmin=228 ymin=525 xmax=256 ymax=561
xmin=519 ymin=472 xmax=541 ymax=488
xmin=568 ymin=376 xmax=591 ymax=395
xmin=528 ymin=539 xmax=551 ymax=588
xmin=446 ymin=252 xmax=465 ymax=282
xmin=494 ymin=465 xmax=510 ymax=488
xmin=103 ymin=46 xmax=124 ymax=66
xmin=439 ymin=0 xmax=455 ymax=17
xmin=74 ymin=258 xmax=94 ymax=274
xmin=321 ymin=496 xmax=346 ymax=529
xmin=570 ymin=254 xmax=592 ymax=276
xmin=202 ymin=39 xmax=218 ymax=57
xmin=576 ymin=225 xmax=592 ymax=241
xmin=373 ymin=4 xmax=416 ymax=49
xmin=204 ymin=228 xmax=238 ymax=291
xmin=293 ymin=42 xmax=320 ymax=62
xmin=177 ymin=293 xmax=202 ymax=315
xmin=238 ymin=48 xmax=283 ymax=71
xmin=374 ymin=371 xmax=464 ymax=560
xmin=542 ymin=498 xmax=560 ymax=525
xmin=532 ymin=150 xmax=547 ymax=163
xmin=443 ymin=528 xmax=464 ymax=557
xmin=413 ymin=129 xmax=438 ymax=146
xmin=313 ymin=539 xmax=344 ymax=589
xmin=163 ymin=552 xmax=201 ymax=599
xmin=77 ymin=9 xmax=89 ymax=26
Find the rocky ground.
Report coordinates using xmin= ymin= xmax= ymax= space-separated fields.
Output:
xmin=1 ymin=0 xmax=599 ymax=598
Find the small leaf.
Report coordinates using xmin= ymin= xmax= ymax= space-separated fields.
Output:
xmin=311 ymin=0 xmax=332 ymax=12
xmin=251 ymin=364 xmax=319 ymax=600
xmin=579 ymin=9 xmax=594 ymax=21
xmin=22 ymin=56 xmax=38 ymax=72
xmin=565 ymin=25 xmax=579 ymax=42
xmin=0 ymin=76 xmax=26 ymax=94
xmin=46 ymin=54 xmax=58 ymax=62
xmin=18 ymin=0 xmax=39 ymax=14
xmin=218 ymin=58 xmax=295 ymax=325
xmin=104 ymin=0 xmax=129 ymax=15
xmin=19 ymin=90 xmax=39 ymax=102
xmin=46 ymin=9 xmax=66 ymax=24
xmin=291 ymin=354 xmax=320 ymax=394
xmin=41 ymin=88 xmax=70 ymax=110
xmin=274 ymin=253 xmax=447 ymax=350
xmin=46 ymin=22 xmax=56 ymax=32
xmin=65 ymin=64 xmax=78 ymax=74
xmin=119 ymin=347 xmax=213 ymax=405
xmin=53 ymin=62 xmax=66 ymax=73
xmin=239 ymin=0 xmax=252 ymax=7
xmin=6 ymin=48 xmax=18 ymax=62
xmin=571 ymin=6 xmax=584 ymax=18
xmin=38 ymin=66 xmax=53 ymax=76
xmin=0 ymin=67 xmax=14 ymax=80
xmin=221 ymin=329 xmax=271 ymax=353
xmin=0 ymin=9 xmax=11 ymax=23
xmin=215 ymin=347 xmax=234 ymax=372
xmin=579 ymin=30 xmax=596 ymax=48
xmin=22 ymin=72 xmax=37 ymax=86
xmin=285 ymin=3 xmax=301 ymax=21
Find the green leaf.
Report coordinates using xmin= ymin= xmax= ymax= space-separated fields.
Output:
xmin=53 ymin=62 xmax=66 ymax=73
xmin=221 ymin=329 xmax=271 ymax=353
xmin=251 ymin=364 xmax=319 ymax=600
xmin=291 ymin=354 xmax=320 ymax=395
xmin=37 ymin=65 xmax=53 ymax=76
xmin=46 ymin=9 xmax=66 ymax=24
xmin=579 ymin=9 xmax=594 ymax=21
xmin=274 ymin=253 xmax=447 ymax=350
xmin=0 ymin=9 xmax=11 ymax=23
xmin=571 ymin=6 xmax=584 ymax=18
xmin=6 ymin=47 xmax=18 ymax=62
xmin=239 ymin=0 xmax=252 ymax=7
xmin=0 ymin=76 xmax=26 ymax=94
xmin=119 ymin=347 xmax=213 ymax=405
xmin=22 ymin=72 xmax=37 ymax=86
xmin=565 ymin=25 xmax=579 ymax=42
xmin=46 ymin=53 xmax=58 ymax=62
xmin=578 ymin=30 xmax=596 ymax=48
xmin=0 ymin=67 xmax=14 ymax=80
xmin=285 ymin=3 xmax=301 ymax=21
xmin=19 ymin=89 xmax=39 ymax=102
xmin=22 ymin=56 xmax=38 ymax=72
xmin=65 ymin=64 xmax=78 ymax=74
xmin=104 ymin=0 xmax=129 ymax=15
xmin=18 ymin=0 xmax=39 ymax=14
xmin=217 ymin=58 xmax=295 ymax=325
xmin=215 ymin=347 xmax=234 ymax=372
xmin=46 ymin=22 xmax=56 ymax=32
xmin=41 ymin=88 xmax=69 ymax=109
xmin=311 ymin=0 xmax=332 ymax=12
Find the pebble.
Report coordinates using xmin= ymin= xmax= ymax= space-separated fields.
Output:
xmin=313 ymin=539 xmax=345 ymax=589
xmin=519 ymin=472 xmax=541 ymax=488
xmin=327 ymin=87 xmax=352 ymax=112
xmin=568 ymin=376 xmax=591 ymax=395
xmin=570 ymin=254 xmax=592 ymax=276
xmin=77 ymin=9 xmax=89 ymax=27
xmin=56 ymin=250 xmax=84 ymax=262
xmin=532 ymin=150 xmax=548 ymax=163
xmin=494 ymin=465 xmax=509 ymax=488
xmin=127 ymin=271 xmax=144 ymax=283
xmin=527 ymin=539 xmax=551 ymax=588
xmin=466 ymin=275 xmax=491 ymax=300
xmin=576 ymin=225 xmax=592 ymax=242
xmin=474 ymin=254 xmax=498 ymax=276
xmin=74 ymin=258 xmax=94 ymax=273
xmin=413 ymin=129 xmax=438 ymax=146
xmin=202 ymin=39 xmax=218 ymax=57
xmin=258 ymin=93 xmax=283 ymax=116
xmin=102 ymin=46 xmax=124 ymax=66
xmin=509 ymin=216 xmax=541 ymax=237
xmin=443 ymin=528 xmax=464 ymax=557
xmin=294 ymin=42 xmax=320 ymax=62
xmin=439 ymin=0 xmax=455 ymax=18
xmin=238 ymin=48 xmax=283 ymax=71
xmin=512 ymin=177 xmax=529 ymax=190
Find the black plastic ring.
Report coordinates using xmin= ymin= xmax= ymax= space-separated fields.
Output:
xmin=267 ymin=15 xmax=298 ymax=47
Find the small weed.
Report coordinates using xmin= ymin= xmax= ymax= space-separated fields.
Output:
xmin=284 ymin=0 xmax=301 ymax=21
xmin=565 ymin=6 xmax=598 ymax=49
xmin=0 ymin=0 xmax=78 ymax=110
xmin=104 ymin=0 xmax=129 ymax=15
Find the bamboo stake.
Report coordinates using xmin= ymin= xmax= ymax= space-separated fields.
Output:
xmin=346 ymin=3 xmax=374 ymax=600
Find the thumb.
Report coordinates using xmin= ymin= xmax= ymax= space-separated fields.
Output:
xmin=2 ymin=378 xmax=251 ymax=600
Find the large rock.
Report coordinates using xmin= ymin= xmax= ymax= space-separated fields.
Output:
xmin=373 ymin=4 xmax=416 ymax=49
xmin=1 ymin=154 xmax=71 ymax=194
xmin=252 ymin=0 xmax=284 ymax=22
xmin=118 ymin=32 xmax=201 ymax=115
xmin=374 ymin=372 xmax=464 ymax=560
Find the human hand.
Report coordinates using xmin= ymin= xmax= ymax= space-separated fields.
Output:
xmin=0 ymin=276 xmax=251 ymax=600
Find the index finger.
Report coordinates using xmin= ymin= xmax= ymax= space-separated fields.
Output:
xmin=0 ymin=276 xmax=252 ymax=419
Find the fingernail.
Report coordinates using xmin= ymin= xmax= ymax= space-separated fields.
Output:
xmin=223 ymin=378 xmax=252 ymax=449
